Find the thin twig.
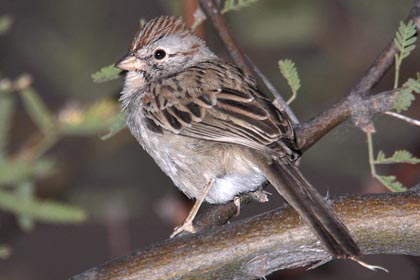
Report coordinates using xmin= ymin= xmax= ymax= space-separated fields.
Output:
xmin=198 ymin=0 xmax=251 ymax=73
xmin=385 ymin=111 xmax=420 ymax=126
xmin=198 ymin=0 xmax=297 ymax=123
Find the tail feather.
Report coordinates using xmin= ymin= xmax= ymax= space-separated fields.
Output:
xmin=260 ymin=157 xmax=361 ymax=258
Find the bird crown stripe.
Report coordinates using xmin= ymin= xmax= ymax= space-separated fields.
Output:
xmin=130 ymin=16 xmax=190 ymax=51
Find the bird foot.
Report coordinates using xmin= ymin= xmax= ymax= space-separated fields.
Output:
xmin=170 ymin=220 xmax=196 ymax=238
xmin=251 ymin=188 xmax=270 ymax=203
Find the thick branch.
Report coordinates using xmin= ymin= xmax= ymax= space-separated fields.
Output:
xmin=70 ymin=186 xmax=420 ymax=280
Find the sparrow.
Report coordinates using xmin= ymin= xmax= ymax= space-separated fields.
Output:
xmin=115 ymin=16 xmax=360 ymax=259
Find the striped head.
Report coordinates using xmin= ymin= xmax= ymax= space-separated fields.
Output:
xmin=116 ymin=16 xmax=216 ymax=82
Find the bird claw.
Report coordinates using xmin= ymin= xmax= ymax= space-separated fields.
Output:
xmin=170 ymin=221 xmax=196 ymax=238
xmin=233 ymin=196 xmax=241 ymax=216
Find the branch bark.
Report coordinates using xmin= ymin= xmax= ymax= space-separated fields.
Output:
xmin=70 ymin=186 xmax=420 ymax=280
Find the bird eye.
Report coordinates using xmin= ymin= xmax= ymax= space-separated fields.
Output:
xmin=154 ymin=49 xmax=166 ymax=60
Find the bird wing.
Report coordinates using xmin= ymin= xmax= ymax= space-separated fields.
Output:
xmin=142 ymin=61 xmax=297 ymax=157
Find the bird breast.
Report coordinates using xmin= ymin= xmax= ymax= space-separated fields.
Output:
xmin=125 ymin=98 xmax=265 ymax=204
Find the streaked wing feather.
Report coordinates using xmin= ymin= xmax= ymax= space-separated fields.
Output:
xmin=142 ymin=61 xmax=295 ymax=155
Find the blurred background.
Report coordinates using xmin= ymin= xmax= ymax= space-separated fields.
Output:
xmin=0 ymin=0 xmax=419 ymax=279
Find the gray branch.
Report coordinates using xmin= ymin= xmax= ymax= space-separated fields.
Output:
xmin=70 ymin=186 xmax=420 ymax=280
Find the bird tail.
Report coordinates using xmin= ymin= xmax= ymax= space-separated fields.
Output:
xmin=260 ymin=157 xmax=361 ymax=259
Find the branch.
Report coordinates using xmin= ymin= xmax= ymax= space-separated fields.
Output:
xmin=198 ymin=0 xmax=251 ymax=73
xmin=198 ymin=0 xmax=299 ymax=124
xmin=296 ymin=0 xmax=420 ymax=150
xmin=70 ymin=186 xmax=420 ymax=280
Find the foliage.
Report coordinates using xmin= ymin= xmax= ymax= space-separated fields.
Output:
xmin=394 ymin=77 xmax=420 ymax=112
xmin=0 ymin=245 xmax=11 ymax=259
xmin=278 ymin=59 xmax=301 ymax=104
xmin=0 ymin=18 xmax=122 ymax=237
xmin=91 ymin=65 xmax=121 ymax=83
xmin=192 ymin=0 xmax=260 ymax=29
xmin=375 ymin=150 xmax=420 ymax=164
xmin=394 ymin=21 xmax=417 ymax=86
xmin=20 ymin=86 xmax=55 ymax=134
xmin=376 ymin=176 xmax=406 ymax=192
xmin=366 ymin=20 xmax=419 ymax=192
xmin=59 ymin=100 xmax=120 ymax=136
xmin=100 ymin=112 xmax=126 ymax=140
xmin=394 ymin=20 xmax=417 ymax=60
xmin=0 ymin=188 xmax=86 ymax=224
xmin=0 ymin=15 xmax=12 ymax=35
xmin=0 ymin=75 xmax=91 ymax=231
xmin=221 ymin=0 xmax=259 ymax=13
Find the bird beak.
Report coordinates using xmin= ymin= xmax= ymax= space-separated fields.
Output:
xmin=115 ymin=53 xmax=145 ymax=71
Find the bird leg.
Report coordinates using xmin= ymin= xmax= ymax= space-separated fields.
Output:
xmin=170 ymin=179 xmax=214 ymax=238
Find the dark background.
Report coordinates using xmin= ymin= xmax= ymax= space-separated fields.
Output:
xmin=0 ymin=0 xmax=419 ymax=279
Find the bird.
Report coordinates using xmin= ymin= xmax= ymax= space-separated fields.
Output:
xmin=115 ymin=15 xmax=360 ymax=259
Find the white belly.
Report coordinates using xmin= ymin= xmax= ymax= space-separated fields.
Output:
xmin=127 ymin=112 xmax=266 ymax=204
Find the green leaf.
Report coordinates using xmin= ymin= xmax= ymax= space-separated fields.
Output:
xmin=91 ymin=65 xmax=121 ymax=83
xmin=0 ymin=189 xmax=87 ymax=223
xmin=0 ymin=245 xmax=11 ymax=259
xmin=375 ymin=150 xmax=420 ymax=164
xmin=278 ymin=59 xmax=301 ymax=104
xmin=221 ymin=0 xmax=259 ymax=13
xmin=0 ymin=92 xmax=14 ymax=159
xmin=0 ymin=159 xmax=54 ymax=185
xmin=394 ymin=78 xmax=420 ymax=112
xmin=0 ymin=15 xmax=12 ymax=35
xmin=377 ymin=175 xmax=407 ymax=192
xmin=405 ymin=78 xmax=420 ymax=93
xmin=19 ymin=88 xmax=55 ymax=133
xmin=100 ymin=111 xmax=126 ymax=140
xmin=394 ymin=20 xmax=417 ymax=60
xmin=16 ymin=182 xmax=35 ymax=231
xmin=394 ymin=87 xmax=415 ymax=112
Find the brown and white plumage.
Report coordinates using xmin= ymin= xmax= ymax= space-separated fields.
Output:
xmin=117 ymin=16 xmax=360 ymax=259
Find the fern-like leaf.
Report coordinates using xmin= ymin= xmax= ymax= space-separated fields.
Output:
xmin=0 ymin=159 xmax=54 ymax=185
xmin=375 ymin=150 xmax=420 ymax=164
xmin=0 ymin=189 xmax=87 ymax=223
xmin=377 ymin=175 xmax=407 ymax=192
xmin=92 ymin=65 xmax=121 ymax=83
xmin=394 ymin=78 xmax=420 ymax=112
xmin=16 ymin=182 xmax=35 ymax=231
xmin=100 ymin=112 xmax=126 ymax=140
xmin=0 ymin=91 xmax=14 ymax=159
xmin=278 ymin=59 xmax=301 ymax=104
xmin=19 ymin=87 xmax=55 ymax=133
xmin=394 ymin=21 xmax=417 ymax=60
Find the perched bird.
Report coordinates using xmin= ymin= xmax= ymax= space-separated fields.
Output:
xmin=116 ymin=16 xmax=360 ymax=259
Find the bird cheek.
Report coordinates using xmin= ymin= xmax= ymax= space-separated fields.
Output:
xmin=133 ymin=60 xmax=147 ymax=72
